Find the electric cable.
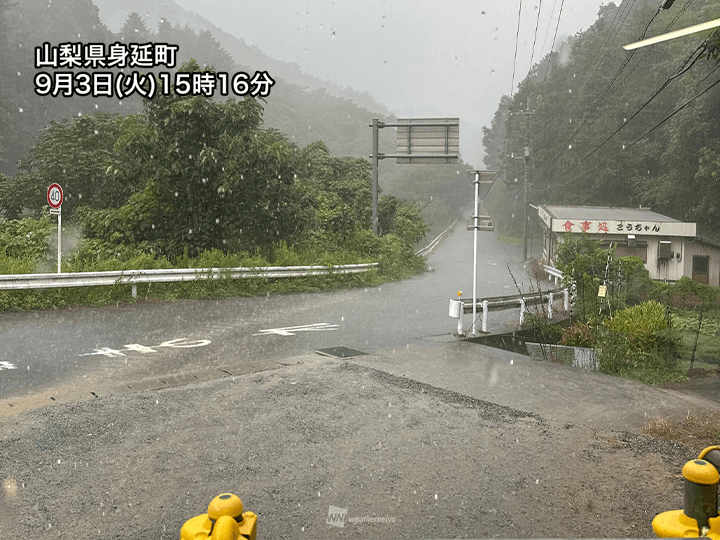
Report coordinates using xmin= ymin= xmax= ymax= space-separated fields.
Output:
xmin=542 ymin=0 xmax=565 ymax=83
xmin=552 ymin=37 xmax=711 ymax=183
xmin=511 ymin=0 xmax=524 ymax=96
xmin=546 ymin=52 xmax=720 ymax=189
xmin=537 ymin=0 xmax=699 ymax=181
xmin=530 ymin=0 xmax=544 ymax=67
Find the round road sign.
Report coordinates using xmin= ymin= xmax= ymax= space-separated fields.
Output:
xmin=47 ymin=183 xmax=63 ymax=209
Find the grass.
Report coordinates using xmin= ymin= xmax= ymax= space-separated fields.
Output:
xmin=643 ymin=412 xmax=720 ymax=453
xmin=497 ymin=234 xmax=523 ymax=245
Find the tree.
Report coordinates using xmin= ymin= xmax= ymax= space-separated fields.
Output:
xmin=120 ymin=12 xmax=153 ymax=43
xmin=7 ymin=114 xmax=127 ymax=220
xmin=79 ymin=60 xmax=306 ymax=259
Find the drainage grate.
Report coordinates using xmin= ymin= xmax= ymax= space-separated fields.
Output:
xmin=315 ymin=346 xmax=369 ymax=358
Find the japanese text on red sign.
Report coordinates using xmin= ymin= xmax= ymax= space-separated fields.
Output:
xmin=561 ymin=220 xmax=661 ymax=234
xmin=34 ymin=42 xmax=275 ymax=99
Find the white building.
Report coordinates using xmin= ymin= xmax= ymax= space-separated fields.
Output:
xmin=538 ymin=205 xmax=719 ymax=287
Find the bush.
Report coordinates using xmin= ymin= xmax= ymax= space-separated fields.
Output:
xmin=0 ymin=215 xmax=54 ymax=262
xmin=560 ymin=321 xmax=597 ymax=348
xmin=597 ymin=301 xmax=683 ymax=384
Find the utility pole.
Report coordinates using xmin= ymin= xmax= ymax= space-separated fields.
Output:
xmin=509 ymin=100 xmax=534 ymax=261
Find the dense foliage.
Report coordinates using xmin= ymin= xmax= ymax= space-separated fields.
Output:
xmin=554 ymin=233 xmax=653 ymax=321
xmin=482 ymin=0 xmax=720 ymax=241
xmin=0 ymin=0 xmax=467 ymax=238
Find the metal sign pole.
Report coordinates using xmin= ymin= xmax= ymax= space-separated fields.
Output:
xmin=371 ymin=118 xmax=379 ymax=235
xmin=57 ymin=207 xmax=61 ymax=273
xmin=472 ymin=172 xmax=479 ymax=335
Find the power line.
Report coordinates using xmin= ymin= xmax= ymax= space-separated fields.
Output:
xmin=550 ymin=70 xmax=720 ymax=187
xmin=511 ymin=0 xmax=524 ymax=95
xmin=539 ymin=0 xmax=559 ymax=60
xmin=545 ymin=38 xmax=718 ymax=190
xmin=542 ymin=0 xmax=565 ymax=83
xmin=530 ymin=0 xmax=544 ymax=67
xmin=552 ymin=37 xmax=710 ymax=183
xmin=539 ymin=0 xmax=697 ymax=177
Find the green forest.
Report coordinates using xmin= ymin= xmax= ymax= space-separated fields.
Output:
xmin=483 ymin=0 xmax=720 ymax=242
xmin=0 ymin=0 xmax=477 ymax=310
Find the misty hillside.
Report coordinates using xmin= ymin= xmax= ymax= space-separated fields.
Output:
xmin=91 ymin=0 xmax=392 ymax=116
xmin=482 ymin=0 xmax=720 ymax=240
xmin=0 ymin=0 xmax=470 ymax=237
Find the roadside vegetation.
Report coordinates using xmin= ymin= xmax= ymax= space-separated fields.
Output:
xmin=524 ymin=234 xmax=720 ymax=386
xmin=0 ymin=61 xmax=429 ymax=312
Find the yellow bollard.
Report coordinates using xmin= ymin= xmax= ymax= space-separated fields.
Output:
xmin=653 ymin=446 xmax=720 ymax=539
xmin=180 ymin=493 xmax=257 ymax=540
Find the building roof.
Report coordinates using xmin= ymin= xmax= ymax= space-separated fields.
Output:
xmin=543 ymin=205 xmax=680 ymax=223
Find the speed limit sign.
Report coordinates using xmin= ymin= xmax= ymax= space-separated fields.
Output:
xmin=47 ymin=183 xmax=63 ymax=209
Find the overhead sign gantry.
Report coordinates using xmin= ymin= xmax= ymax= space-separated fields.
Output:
xmin=370 ymin=117 xmax=459 ymax=234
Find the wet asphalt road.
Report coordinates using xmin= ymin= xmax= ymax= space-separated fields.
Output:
xmin=0 ymin=225 xmax=529 ymax=400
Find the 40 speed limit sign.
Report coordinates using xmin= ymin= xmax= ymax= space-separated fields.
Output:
xmin=47 ymin=183 xmax=63 ymax=210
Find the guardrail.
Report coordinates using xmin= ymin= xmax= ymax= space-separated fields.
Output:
xmin=452 ymin=286 xmax=570 ymax=334
xmin=415 ymin=219 xmax=457 ymax=257
xmin=543 ymin=264 xmax=563 ymax=284
xmin=0 ymin=263 xmax=379 ymax=298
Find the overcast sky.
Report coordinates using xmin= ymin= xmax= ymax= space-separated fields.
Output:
xmin=171 ymin=0 xmax=612 ymax=166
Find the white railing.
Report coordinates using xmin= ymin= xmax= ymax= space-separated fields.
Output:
xmin=415 ymin=219 xmax=457 ymax=257
xmin=450 ymin=286 xmax=570 ymax=334
xmin=0 ymin=263 xmax=379 ymax=298
xmin=543 ymin=264 xmax=563 ymax=284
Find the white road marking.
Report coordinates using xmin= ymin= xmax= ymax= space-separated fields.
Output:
xmin=124 ymin=344 xmax=157 ymax=354
xmin=158 ymin=338 xmax=212 ymax=348
xmin=79 ymin=347 xmax=126 ymax=358
xmin=79 ymin=338 xmax=211 ymax=357
xmin=253 ymin=322 xmax=339 ymax=336
xmin=0 ymin=361 xmax=18 ymax=370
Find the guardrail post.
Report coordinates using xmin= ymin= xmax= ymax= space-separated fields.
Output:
xmin=458 ymin=304 xmax=464 ymax=335
xmin=564 ymin=289 xmax=569 ymax=311
xmin=131 ymin=284 xmax=137 ymax=298
xmin=548 ymin=293 xmax=554 ymax=320
xmin=482 ymin=300 xmax=488 ymax=333
xmin=519 ymin=297 xmax=526 ymax=325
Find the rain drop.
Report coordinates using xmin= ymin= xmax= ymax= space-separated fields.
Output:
xmin=332 ymin=30 xmax=336 ymax=38
xmin=17 ymin=71 xmax=20 ymax=76
xmin=568 ymin=144 xmax=572 ymax=149
xmin=188 ymin=229 xmax=192 ymax=234
xmin=18 ymin=108 xmax=23 ymax=113
xmin=174 ymin=192 xmax=178 ymax=197
xmin=215 ymin=218 xmax=220 ymax=224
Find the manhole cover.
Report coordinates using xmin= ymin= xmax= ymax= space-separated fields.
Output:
xmin=315 ymin=346 xmax=368 ymax=358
